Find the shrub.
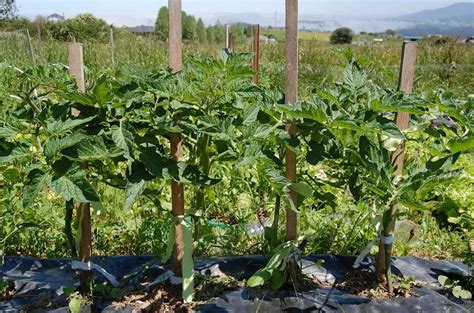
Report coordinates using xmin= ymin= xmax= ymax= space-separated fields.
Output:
xmin=330 ymin=27 xmax=353 ymax=44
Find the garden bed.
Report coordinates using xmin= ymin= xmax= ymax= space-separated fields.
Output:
xmin=1 ymin=255 xmax=472 ymax=312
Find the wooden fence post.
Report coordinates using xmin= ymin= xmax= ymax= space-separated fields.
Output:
xmin=285 ymin=0 xmax=298 ymax=241
xmin=377 ymin=40 xmax=417 ymax=281
xmin=110 ymin=28 xmax=116 ymax=70
xmin=252 ymin=24 xmax=260 ymax=84
xmin=68 ymin=43 xmax=92 ymax=294
xmin=25 ymin=29 xmax=35 ymax=63
xmin=168 ymin=0 xmax=186 ymax=276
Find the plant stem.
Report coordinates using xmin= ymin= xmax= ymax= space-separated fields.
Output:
xmin=271 ymin=195 xmax=281 ymax=249
xmin=65 ymin=200 xmax=78 ymax=259
xmin=194 ymin=134 xmax=210 ymax=243
xmin=378 ymin=206 xmax=397 ymax=293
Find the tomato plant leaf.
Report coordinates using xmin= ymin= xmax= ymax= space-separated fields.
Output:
xmin=50 ymin=165 xmax=99 ymax=202
xmin=23 ymin=169 xmax=50 ymax=208
xmin=111 ymin=123 xmax=134 ymax=161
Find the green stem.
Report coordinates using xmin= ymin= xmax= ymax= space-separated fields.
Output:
xmin=194 ymin=134 xmax=210 ymax=243
xmin=65 ymin=200 xmax=78 ymax=259
xmin=380 ymin=207 xmax=396 ymax=293
xmin=271 ymin=195 xmax=281 ymax=249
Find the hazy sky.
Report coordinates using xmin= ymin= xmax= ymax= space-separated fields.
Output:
xmin=16 ymin=0 xmax=470 ymax=26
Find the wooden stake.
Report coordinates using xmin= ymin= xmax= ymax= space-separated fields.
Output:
xmin=36 ymin=21 xmax=43 ymax=63
xmin=285 ymin=0 xmax=298 ymax=241
xmin=252 ymin=24 xmax=260 ymax=84
xmin=377 ymin=41 xmax=417 ymax=287
xmin=25 ymin=29 xmax=35 ymax=63
xmin=229 ymin=34 xmax=235 ymax=51
xmin=168 ymin=0 xmax=186 ymax=276
xmin=68 ymin=43 xmax=85 ymax=92
xmin=110 ymin=28 xmax=116 ymax=70
xmin=68 ymin=43 xmax=92 ymax=294
xmin=226 ymin=25 xmax=230 ymax=49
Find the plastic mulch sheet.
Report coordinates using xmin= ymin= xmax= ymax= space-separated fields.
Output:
xmin=1 ymin=255 xmax=472 ymax=312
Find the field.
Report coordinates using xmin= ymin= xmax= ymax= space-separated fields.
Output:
xmin=0 ymin=27 xmax=473 ymax=309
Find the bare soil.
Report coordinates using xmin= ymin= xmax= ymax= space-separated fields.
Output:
xmin=334 ymin=270 xmax=421 ymax=299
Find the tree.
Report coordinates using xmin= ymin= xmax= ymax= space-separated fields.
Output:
xmin=330 ymin=27 xmax=353 ymax=44
xmin=212 ymin=21 xmax=226 ymax=44
xmin=206 ymin=26 xmax=216 ymax=43
xmin=66 ymin=13 xmax=109 ymax=42
xmin=182 ymin=12 xmax=197 ymax=40
xmin=196 ymin=18 xmax=206 ymax=43
xmin=230 ymin=24 xmax=245 ymax=43
xmin=155 ymin=6 xmax=168 ymax=41
xmin=385 ymin=29 xmax=396 ymax=37
xmin=0 ymin=0 xmax=17 ymax=20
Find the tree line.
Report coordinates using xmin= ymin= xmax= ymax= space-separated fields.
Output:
xmin=0 ymin=2 xmax=254 ymax=44
xmin=155 ymin=6 xmax=253 ymax=44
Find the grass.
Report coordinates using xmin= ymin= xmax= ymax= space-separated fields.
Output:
xmin=260 ymin=28 xmax=331 ymax=42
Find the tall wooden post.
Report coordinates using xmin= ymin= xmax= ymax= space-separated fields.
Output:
xmin=68 ymin=43 xmax=92 ymax=294
xmin=285 ymin=0 xmax=298 ymax=241
xmin=226 ymin=25 xmax=230 ymax=49
xmin=377 ymin=40 xmax=417 ymax=285
xmin=168 ymin=0 xmax=186 ymax=275
xmin=36 ymin=19 xmax=44 ymax=63
xmin=68 ymin=43 xmax=85 ymax=92
xmin=252 ymin=24 xmax=260 ymax=84
xmin=25 ymin=29 xmax=35 ymax=63
xmin=110 ymin=28 xmax=116 ymax=70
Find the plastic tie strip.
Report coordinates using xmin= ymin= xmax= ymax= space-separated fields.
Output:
xmin=71 ymin=260 xmax=119 ymax=287
xmin=353 ymin=234 xmax=395 ymax=268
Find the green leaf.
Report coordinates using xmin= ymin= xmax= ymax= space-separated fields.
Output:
xmin=0 ymin=146 xmax=30 ymax=163
xmin=47 ymin=117 xmax=95 ymax=134
xmin=271 ymin=269 xmax=288 ymax=290
xmin=69 ymin=298 xmax=81 ymax=313
xmin=291 ymin=181 xmax=313 ymax=197
xmin=247 ymin=269 xmax=272 ymax=287
xmin=23 ymin=169 xmax=50 ymax=208
xmin=382 ymin=137 xmax=403 ymax=152
xmin=426 ymin=153 xmax=460 ymax=172
xmin=452 ymin=286 xmax=472 ymax=300
xmin=447 ymin=136 xmax=474 ymax=153
xmin=182 ymin=219 xmax=194 ymax=303
xmin=398 ymin=200 xmax=428 ymax=212
xmin=438 ymin=275 xmax=452 ymax=288
xmin=44 ymin=133 xmax=87 ymax=160
xmin=124 ymin=179 xmax=147 ymax=211
xmin=50 ymin=165 xmax=99 ymax=202
xmin=162 ymin=220 xmax=176 ymax=263
xmin=306 ymin=141 xmax=325 ymax=165
xmin=66 ymin=137 xmax=122 ymax=161
xmin=111 ymin=123 xmax=134 ymax=160
xmin=140 ymin=146 xmax=165 ymax=178
xmin=242 ymin=104 xmax=260 ymax=126
xmin=63 ymin=286 xmax=76 ymax=296
xmin=93 ymin=76 xmax=113 ymax=106
xmin=266 ymin=243 xmax=294 ymax=269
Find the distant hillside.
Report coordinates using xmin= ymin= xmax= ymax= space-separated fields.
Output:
xmin=124 ymin=25 xmax=155 ymax=33
xmin=394 ymin=2 xmax=473 ymax=36
xmin=398 ymin=2 xmax=474 ymax=22
xmin=398 ymin=24 xmax=474 ymax=37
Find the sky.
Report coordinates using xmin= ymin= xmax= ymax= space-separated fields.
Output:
xmin=16 ymin=0 xmax=470 ymax=27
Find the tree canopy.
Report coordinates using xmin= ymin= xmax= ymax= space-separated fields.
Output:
xmin=0 ymin=0 xmax=17 ymax=20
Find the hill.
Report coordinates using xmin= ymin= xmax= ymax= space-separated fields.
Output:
xmin=398 ymin=2 xmax=474 ymax=22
